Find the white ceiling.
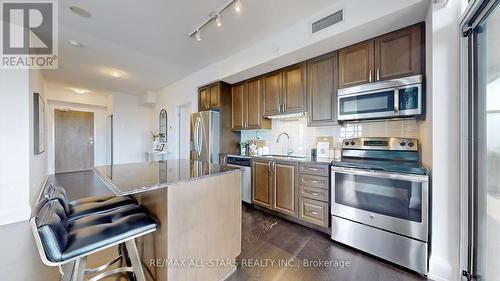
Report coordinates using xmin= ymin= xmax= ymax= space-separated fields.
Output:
xmin=43 ymin=0 xmax=336 ymax=95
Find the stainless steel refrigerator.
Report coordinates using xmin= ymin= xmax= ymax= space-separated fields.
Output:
xmin=190 ymin=111 xmax=220 ymax=163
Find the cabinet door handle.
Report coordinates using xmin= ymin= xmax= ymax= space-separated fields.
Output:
xmin=310 ymin=211 xmax=319 ymax=215
xmin=305 ymin=167 xmax=319 ymax=171
xmin=376 ymin=69 xmax=380 ymax=81
xmin=304 ymin=190 xmax=320 ymax=196
xmin=277 ymin=104 xmax=281 ymax=112
xmin=369 ymin=70 xmax=372 ymax=82
xmin=304 ymin=179 xmax=320 ymax=184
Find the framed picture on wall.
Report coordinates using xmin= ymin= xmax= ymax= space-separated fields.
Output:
xmin=34 ymin=93 xmax=45 ymax=155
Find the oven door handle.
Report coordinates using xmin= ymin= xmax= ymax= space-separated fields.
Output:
xmin=330 ymin=166 xmax=428 ymax=182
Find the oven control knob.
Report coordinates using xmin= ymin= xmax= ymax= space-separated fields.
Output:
xmin=350 ymin=141 xmax=355 ymax=145
xmin=369 ymin=214 xmax=375 ymax=219
xmin=408 ymin=142 xmax=415 ymax=147
xmin=400 ymin=142 xmax=406 ymax=146
xmin=345 ymin=141 xmax=350 ymax=146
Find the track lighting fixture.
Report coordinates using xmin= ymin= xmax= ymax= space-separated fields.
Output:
xmin=189 ymin=0 xmax=243 ymax=41
xmin=195 ymin=30 xmax=202 ymax=41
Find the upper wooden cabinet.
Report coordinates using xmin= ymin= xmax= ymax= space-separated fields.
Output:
xmin=198 ymin=82 xmax=222 ymax=111
xmin=282 ymin=63 xmax=306 ymax=114
xmin=374 ymin=24 xmax=422 ymax=81
xmin=198 ymin=87 xmax=209 ymax=111
xmin=263 ymin=71 xmax=283 ymax=116
xmin=231 ymin=78 xmax=271 ymax=130
xmin=338 ymin=41 xmax=374 ymax=88
xmin=209 ymin=84 xmax=220 ymax=108
xmin=338 ymin=23 xmax=423 ymax=88
xmin=263 ymin=63 xmax=306 ymax=116
xmin=231 ymin=82 xmax=246 ymax=130
xmin=307 ymin=52 xmax=338 ymax=126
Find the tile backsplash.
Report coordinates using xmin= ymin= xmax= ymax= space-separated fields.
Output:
xmin=240 ymin=117 xmax=421 ymax=156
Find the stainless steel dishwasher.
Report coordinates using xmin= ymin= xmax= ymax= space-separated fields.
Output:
xmin=225 ymin=155 xmax=252 ymax=204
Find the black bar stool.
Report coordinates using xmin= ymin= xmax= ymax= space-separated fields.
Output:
xmin=40 ymin=185 xmax=138 ymax=221
xmin=31 ymin=195 xmax=157 ymax=281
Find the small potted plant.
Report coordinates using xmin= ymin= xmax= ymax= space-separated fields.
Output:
xmin=239 ymin=141 xmax=248 ymax=156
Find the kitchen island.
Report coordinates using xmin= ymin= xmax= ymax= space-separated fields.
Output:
xmin=94 ymin=160 xmax=242 ymax=281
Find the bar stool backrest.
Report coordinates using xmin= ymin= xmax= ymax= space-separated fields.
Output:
xmin=35 ymin=200 xmax=70 ymax=263
xmin=47 ymin=186 xmax=71 ymax=216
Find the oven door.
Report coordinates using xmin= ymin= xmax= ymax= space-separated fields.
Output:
xmin=331 ymin=166 xmax=429 ymax=241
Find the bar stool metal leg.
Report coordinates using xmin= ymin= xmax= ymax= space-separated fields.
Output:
xmin=125 ymin=240 xmax=146 ymax=281
xmin=71 ymin=257 xmax=87 ymax=281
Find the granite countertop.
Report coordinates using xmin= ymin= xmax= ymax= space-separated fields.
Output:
xmin=94 ymin=159 xmax=242 ymax=196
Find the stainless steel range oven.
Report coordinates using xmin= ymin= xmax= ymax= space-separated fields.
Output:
xmin=330 ymin=137 xmax=429 ymax=274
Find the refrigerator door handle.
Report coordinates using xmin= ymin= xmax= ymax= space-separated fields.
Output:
xmin=194 ymin=117 xmax=201 ymax=156
xmin=197 ymin=118 xmax=203 ymax=156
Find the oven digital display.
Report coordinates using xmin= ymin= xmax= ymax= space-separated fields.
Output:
xmin=364 ymin=140 xmax=389 ymax=146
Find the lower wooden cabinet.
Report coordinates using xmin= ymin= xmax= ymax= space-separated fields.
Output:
xmin=273 ymin=162 xmax=298 ymax=217
xmin=252 ymin=160 xmax=298 ymax=218
xmin=299 ymin=197 xmax=329 ymax=228
xmin=252 ymin=160 xmax=272 ymax=208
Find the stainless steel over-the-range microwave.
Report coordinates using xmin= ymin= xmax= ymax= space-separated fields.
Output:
xmin=337 ymin=75 xmax=424 ymax=122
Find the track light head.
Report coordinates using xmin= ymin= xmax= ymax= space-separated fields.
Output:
xmin=235 ymin=0 xmax=241 ymax=13
xmin=216 ymin=13 xmax=222 ymax=27
xmin=195 ymin=30 xmax=202 ymax=41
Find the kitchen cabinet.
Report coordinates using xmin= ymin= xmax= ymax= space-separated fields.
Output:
xmin=282 ymin=63 xmax=306 ymax=113
xmin=307 ymin=52 xmax=338 ymax=126
xmin=338 ymin=23 xmax=423 ymax=89
xmin=198 ymin=87 xmax=209 ymax=111
xmin=263 ymin=71 xmax=282 ymax=116
xmin=273 ymin=162 xmax=298 ymax=217
xmin=252 ymin=159 xmax=298 ymax=218
xmin=299 ymin=197 xmax=329 ymax=228
xmin=252 ymin=160 xmax=272 ymax=208
xmin=209 ymin=83 xmax=220 ymax=108
xmin=231 ymin=78 xmax=271 ymax=130
xmin=263 ymin=63 xmax=306 ymax=116
xmin=198 ymin=82 xmax=222 ymax=111
xmin=374 ymin=24 xmax=423 ymax=81
xmin=338 ymin=41 xmax=374 ymax=89
xmin=298 ymin=162 xmax=330 ymax=228
xmin=231 ymin=82 xmax=245 ymax=130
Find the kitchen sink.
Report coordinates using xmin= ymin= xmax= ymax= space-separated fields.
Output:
xmin=259 ymin=154 xmax=307 ymax=161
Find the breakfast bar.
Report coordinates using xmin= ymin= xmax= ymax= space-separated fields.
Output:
xmin=94 ymin=160 xmax=242 ymax=281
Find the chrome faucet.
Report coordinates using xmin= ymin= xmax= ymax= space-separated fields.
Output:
xmin=276 ymin=132 xmax=293 ymax=155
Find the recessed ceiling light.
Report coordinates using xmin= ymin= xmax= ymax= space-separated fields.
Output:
xmin=109 ymin=71 xmax=123 ymax=78
xmin=69 ymin=6 xmax=92 ymax=18
xmin=68 ymin=40 xmax=82 ymax=48
xmin=70 ymin=88 xmax=90 ymax=94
